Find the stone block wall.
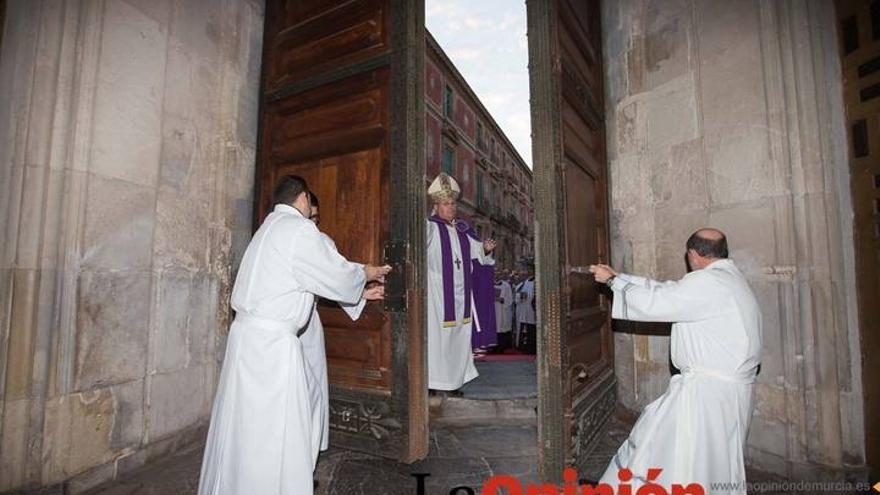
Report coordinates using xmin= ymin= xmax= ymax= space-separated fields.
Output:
xmin=0 ymin=0 xmax=263 ymax=491
xmin=602 ymin=0 xmax=867 ymax=480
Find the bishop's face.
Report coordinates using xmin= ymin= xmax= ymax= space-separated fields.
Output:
xmin=435 ymin=199 xmax=457 ymax=222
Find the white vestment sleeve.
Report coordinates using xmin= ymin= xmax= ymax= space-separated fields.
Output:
xmin=468 ymin=234 xmax=495 ymax=265
xmin=339 ymin=299 xmax=367 ymax=321
xmin=609 ymin=271 xmax=720 ymax=323
xmin=291 ymin=223 xmax=366 ymax=305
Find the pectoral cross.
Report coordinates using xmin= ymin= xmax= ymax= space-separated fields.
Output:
xmin=454 ymin=257 xmax=462 ymax=270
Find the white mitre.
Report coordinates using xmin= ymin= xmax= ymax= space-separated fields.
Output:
xmin=428 ymin=172 xmax=460 ymax=202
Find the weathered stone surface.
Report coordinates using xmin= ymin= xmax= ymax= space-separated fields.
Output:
xmin=44 ymin=389 xmax=116 ymax=483
xmin=147 ymin=366 xmax=210 ymax=441
xmin=0 ymin=0 xmax=264 ymax=491
xmin=90 ymin=0 xmax=168 ymax=187
xmin=644 ymin=3 xmax=690 ymax=90
xmin=709 ymin=201 xmax=778 ymax=271
xmin=644 ymin=78 xmax=698 ymax=152
xmin=6 ymin=268 xmax=38 ymax=401
xmin=750 ymin=281 xmax=784 ymax=382
xmin=75 ymin=271 xmax=151 ymax=391
xmin=186 ymin=274 xmax=216 ymax=367
xmin=111 ymin=379 xmax=146 ymax=450
xmin=152 ymin=186 xmax=210 ymax=271
xmin=80 ymin=175 xmax=156 ymax=271
xmin=0 ymin=399 xmax=29 ymax=491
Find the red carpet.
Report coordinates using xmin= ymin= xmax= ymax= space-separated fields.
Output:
xmin=474 ymin=350 xmax=536 ymax=362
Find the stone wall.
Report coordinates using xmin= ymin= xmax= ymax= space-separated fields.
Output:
xmin=602 ymin=0 xmax=867 ymax=480
xmin=0 ymin=0 xmax=263 ymax=491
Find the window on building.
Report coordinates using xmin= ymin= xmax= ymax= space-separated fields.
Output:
xmin=476 ymin=121 xmax=484 ymax=148
xmin=444 ymin=84 xmax=454 ymax=118
xmin=487 ymin=180 xmax=494 ymax=213
xmin=442 ymin=145 xmax=455 ymax=175
xmin=476 ymin=169 xmax=485 ymax=208
xmin=490 ymin=138 xmax=496 ymax=161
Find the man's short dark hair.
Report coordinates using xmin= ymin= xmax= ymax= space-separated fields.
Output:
xmin=272 ymin=175 xmax=309 ymax=206
xmin=309 ymin=191 xmax=319 ymax=209
xmin=686 ymin=230 xmax=729 ymax=259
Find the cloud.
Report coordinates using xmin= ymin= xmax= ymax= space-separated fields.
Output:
xmin=463 ymin=16 xmax=493 ymax=29
xmin=449 ymin=48 xmax=485 ymax=61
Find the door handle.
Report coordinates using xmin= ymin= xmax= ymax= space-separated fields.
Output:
xmin=569 ymin=266 xmax=594 ymax=276
xmin=571 ymin=364 xmax=589 ymax=382
xmin=383 ymin=240 xmax=408 ymax=312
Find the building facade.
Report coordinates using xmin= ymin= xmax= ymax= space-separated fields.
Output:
xmin=424 ymin=32 xmax=534 ymax=271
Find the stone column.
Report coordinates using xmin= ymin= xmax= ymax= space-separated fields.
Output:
xmin=602 ymin=0 xmax=866 ymax=481
xmin=0 ymin=0 xmax=263 ymax=491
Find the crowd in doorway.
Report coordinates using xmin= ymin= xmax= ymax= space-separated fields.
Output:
xmin=479 ymin=260 xmax=536 ymax=356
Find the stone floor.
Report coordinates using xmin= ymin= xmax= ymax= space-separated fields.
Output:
xmin=459 ymin=360 xmax=537 ymax=400
xmin=79 ymin=361 xmax=858 ymax=494
xmin=83 ymin=415 xmax=629 ymax=495
xmin=80 ymin=361 xmax=633 ymax=495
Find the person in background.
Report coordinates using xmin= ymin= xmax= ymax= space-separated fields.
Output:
xmin=493 ymin=269 xmax=515 ymax=354
xmin=514 ymin=260 xmax=536 ymax=354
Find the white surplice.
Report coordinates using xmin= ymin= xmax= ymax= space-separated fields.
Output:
xmin=198 ymin=204 xmax=365 ymax=495
xmin=494 ymin=280 xmax=514 ymax=334
xmin=514 ymin=278 xmax=536 ymax=325
xmin=299 ymin=233 xmax=366 ymax=451
xmin=599 ymin=259 xmax=762 ymax=495
xmin=426 ymin=219 xmax=494 ymax=390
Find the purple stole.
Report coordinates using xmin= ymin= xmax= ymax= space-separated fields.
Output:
xmin=429 ymin=215 xmax=473 ymax=327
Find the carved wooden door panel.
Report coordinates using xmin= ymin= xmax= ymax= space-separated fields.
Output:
xmin=257 ymin=0 xmax=427 ymax=462
xmin=527 ymin=0 xmax=615 ymax=481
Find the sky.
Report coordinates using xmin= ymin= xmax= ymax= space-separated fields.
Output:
xmin=426 ymin=0 xmax=532 ymax=167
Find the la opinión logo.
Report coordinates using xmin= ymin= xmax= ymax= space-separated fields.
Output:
xmin=411 ymin=467 xmax=705 ymax=495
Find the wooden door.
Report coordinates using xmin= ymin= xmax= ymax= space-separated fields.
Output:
xmin=527 ymin=0 xmax=615 ymax=481
xmin=257 ymin=0 xmax=427 ymax=462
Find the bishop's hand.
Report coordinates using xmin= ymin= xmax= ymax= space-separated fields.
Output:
xmin=483 ymin=239 xmax=497 ymax=253
xmin=365 ymin=264 xmax=392 ymax=283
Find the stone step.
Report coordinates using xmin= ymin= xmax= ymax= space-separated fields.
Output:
xmin=429 ymin=395 xmax=538 ymax=425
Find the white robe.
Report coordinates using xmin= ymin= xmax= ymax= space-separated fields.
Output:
xmin=599 ymin=259 xmax=762 ymax=494
xmin=198 ymin=204 xmax=365 ymax=495
xmin=494 ymin=280 xmax=514 ymax=333
xmin=515 ymin=278 xmax=536 ymax=325
xmin=426 ymin=219 xmax=494 ymax=390
xmin=299 ymin=233 xmax=366 ymax=451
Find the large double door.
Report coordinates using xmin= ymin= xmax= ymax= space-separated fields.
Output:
xmin=256 ymin=0 xmax=613 ymax=476
xmin=257 ymin=0 xmax=427 ymax=461
xmin=527 ymin=0 xmax=615 ymax=480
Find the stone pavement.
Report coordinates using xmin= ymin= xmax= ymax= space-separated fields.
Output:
xmin=82 ymin=416 xmax=630 ymax=495
xmin=78 ymin=360 xmax=829 ymax=495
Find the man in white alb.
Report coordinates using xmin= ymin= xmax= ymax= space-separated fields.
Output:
xmin=493 ymin=270 xmax=514 ymax=353
xmin=589 ymin=228 xmax=762 ymax=495
xmin=514 ymin=261 xmax=536 ymax=353
xmin=426 ymin=173 xmax=496 ymax=393
xmin=198 ymin=176 xmax=390 ymax=495
xmin=298 ymin=192 xmax=378 ymax=453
